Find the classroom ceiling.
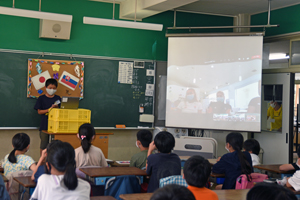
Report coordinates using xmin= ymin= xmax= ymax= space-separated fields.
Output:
xmin=91 ymin=0 xmax=300 ymax=18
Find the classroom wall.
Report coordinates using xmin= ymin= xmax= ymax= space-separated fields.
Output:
xmin=0 ymin=129 xmax=142 ymax=162
xmin=251 ymin=4 xmax=300 ymax=37
xmin=0 ymin=0 xmax=233 ymax=61
xmin=0 ymin=0 xmax=234 ymax=161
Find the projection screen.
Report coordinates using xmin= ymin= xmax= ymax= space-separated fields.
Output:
xmin=166 ymin=36 xmax=262 ymax=132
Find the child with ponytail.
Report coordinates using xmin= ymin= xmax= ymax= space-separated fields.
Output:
xmin=75 ymin=123 xmax=107 ymax=168
xmin=212 ymin=132 xmax=253 ymax=189
xmin=3 ymin=133 xmax=38 ymax=177
xmin=30 ymin=140 xmax=90 ymax=200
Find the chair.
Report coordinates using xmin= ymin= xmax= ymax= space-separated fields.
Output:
xmin=159 ymin=175 xmax=188 ymax=188
xmin=235 ymin=173 xmax=268 ymax=189
xmin=6 ymin=170 xmax=33 ymax=200
xmin=104 ymin=175 xmax=141 ymax=200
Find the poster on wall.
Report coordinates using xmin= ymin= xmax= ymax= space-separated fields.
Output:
xmin=27 ymin=59 xmax=84 ymax=99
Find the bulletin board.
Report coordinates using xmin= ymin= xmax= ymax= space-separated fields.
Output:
xmin=27 ymin=59 xmax=84 ymax=98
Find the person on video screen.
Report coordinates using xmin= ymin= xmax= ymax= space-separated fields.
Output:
xmin=248 ymin=81 xmax=261 ymax=113
xmin=177 ymin=88 xmax=202 ymax=113
xmin=207 ymin=91 xmax=231 ymax=114
xmin=267 ymin=101 xmax=282 ymax=131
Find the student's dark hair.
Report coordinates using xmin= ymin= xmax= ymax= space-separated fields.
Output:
xmin=46 ymin=140 xmax=78 ymax=190
xmin=184 ymin=155 xmax=211 ymax=188
xmin=8 ymin=133 xmax=30 ymax=163
xmin=154 ymin=131 xmax=175 ymax=153
xmin=45 ymin=78 xmax=58 ymax=87
xmin=243 ymin=139 xmax=260 ymax=155
xmin=226 ymin=132 xmax=252 ymax=181
xmin=247 ymin=183 xmax=297 ymax=200
xmin=137 ymin=130 xmax=152 ymax=148
xmin=44 ymin=140 xmax=60 ymax=174
xmin=78 ymin=123 xmax=95 ymax=153
xmin=150 ymin=184 xmax=195 ymax=200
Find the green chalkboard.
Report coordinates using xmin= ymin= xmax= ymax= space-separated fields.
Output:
xmin=0 ymin=50 xmax=154 ymax=128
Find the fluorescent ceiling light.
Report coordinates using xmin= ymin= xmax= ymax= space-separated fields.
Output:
xmin=83 ymin=16 xmax=163 ymax=31
xmin=269 ymin=53 xmax=289 ymax=60
xmin=0 ymin=6 xmax=72 ymax=22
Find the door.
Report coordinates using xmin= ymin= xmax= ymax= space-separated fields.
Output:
xmin=254 ymin=73 xmax=294 ymax=164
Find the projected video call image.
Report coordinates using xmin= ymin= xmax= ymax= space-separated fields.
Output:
xmin=166 ymin=36 xmax=263 ymax=132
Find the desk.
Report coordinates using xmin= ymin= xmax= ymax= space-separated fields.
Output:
xmin=91 ymin=196 xmax=117 ymax=200
xmin=80 ymin=167 xmax=147 ymax=185
xmin=111 ymin=161 xmax=130 ymax=167
xmin=13 ymin=176 xmax=36 ymax=199
xmin=254 ymin=164 xmax=295 ymax=178
xmin=43 ymin=130 xmax=113 ymax=158
xmin=119 ymin=189 xmax=249 ymax=200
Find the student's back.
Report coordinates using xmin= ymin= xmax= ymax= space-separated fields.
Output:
xmin=31 ymin=174 xmax=90 ymax=200
xmin=75 ymin=145 xmax=107 ymax=168
xmin=3 ymin=133 xmax=36 ymax=177
xmin=213 ymin=150 xmax=252 ymax=189
xmin=130 ymin=130 xmax=153 ymax=169
xmin=184 ymin=156 xmax=218 ymax=200
xmin=75 ymin=124 xmax=107 ymax=168
xmin=243 ymin=139 xmax=261 ymax=166
xmin=212 ymin=132 xmax=253 ymax=189
xmin=146 ymin=131 xmax=181 ymax=192
xmin=30 ymin=141 xmax=90 ymax=200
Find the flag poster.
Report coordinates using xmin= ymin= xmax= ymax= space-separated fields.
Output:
xmin=27 ymin=59 xmax=84 ymax=99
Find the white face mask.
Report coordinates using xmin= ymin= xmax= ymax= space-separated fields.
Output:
xmin=46 ymin=88 xmax=57 ymax=96
xmin=225 ymin=144 xmax=230 ymax=152
xmin=136 ymin=141 xmax=139 ymax=148
xmin=270 ymin=103 xmax=275 ymax=108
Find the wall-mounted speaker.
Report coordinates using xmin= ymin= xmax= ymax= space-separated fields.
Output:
xmin=39 ymin=19 xmax=71 ymax=40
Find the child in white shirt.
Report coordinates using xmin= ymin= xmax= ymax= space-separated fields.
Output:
xmin=30 ymin=141 xmax=90 ymax=200
xmin=243 ymin=138 xmax=261 ymax=166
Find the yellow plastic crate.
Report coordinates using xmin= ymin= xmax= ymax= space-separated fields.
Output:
xmin=48 ymin=108 xmax=91 ymax=121
xmin=48 ymin=120 xmax=89 ymax=133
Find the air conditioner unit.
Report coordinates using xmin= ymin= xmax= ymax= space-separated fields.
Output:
xmin=39 ymin=19 xmax=71 ymax=40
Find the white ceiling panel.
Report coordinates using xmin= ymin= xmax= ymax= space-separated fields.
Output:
xmin=178 ymin=0 xmax=300 ymax=16
xmin=91 ymin=0 xmax=300 ymax=18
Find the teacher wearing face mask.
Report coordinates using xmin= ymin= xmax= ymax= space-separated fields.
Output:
xmin=267 ymin=101 xmax=282 ymax=131
xmin=34 ymin=78 xmax=61 ymax=155
xmin=207 ymin=91 xmax=232 ymax=114
xmin=177 ymin=88 xmax=202 ymax=113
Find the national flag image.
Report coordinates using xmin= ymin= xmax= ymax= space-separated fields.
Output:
xmin=59 ymin=71 xmax=79 ymax=91
xmin=31 ymin=70 xmax=51 ymax=90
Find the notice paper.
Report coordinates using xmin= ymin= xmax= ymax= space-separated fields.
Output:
xmin=118 ymin=62 xmax=133 ymax=84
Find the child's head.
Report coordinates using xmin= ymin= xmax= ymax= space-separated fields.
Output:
xmin=226 ymin=132 xmax=252 ymax=177
xmin=150 ymin=184 xmax=195 ymax=200
xmin=78 ymin=123 xmax=95 ymax=153
xmin=226 ymin=132 xmax=244 ymax=152
xmin=8 ymin=133 xmax=30 ymax=163
xmin=136 ymin=130 xmax=152 ymax=148
xmin=247 ymin=183 xmax=297 ymax=200
xmin=243 ymin=139 xmax=260 ymax=155
xmin=154 ymin=131 xmax=175 ymax=153
xmin=45 ymin=78 xmax=58 ymax=95
xmin=183 ymin=155 xmax=211 ymax=188
xmin=46 ymin=140 xmax=78 ymax=190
